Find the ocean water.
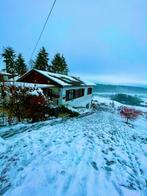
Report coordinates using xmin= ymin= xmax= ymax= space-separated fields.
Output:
xmin=94 ymin=84 xmax=147 ymax=103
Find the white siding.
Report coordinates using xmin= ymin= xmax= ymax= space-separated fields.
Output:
xmin=59 ymin=86 xmax=93 ymax=107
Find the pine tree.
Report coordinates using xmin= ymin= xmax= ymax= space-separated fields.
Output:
xmin=33 ymin=47 xmax=49 ymax=71
xmin=16 ymin=53 xmax=27 ymax=76
xmin=51 ymin=53 xmax=68 ymax=75
xmin=1 ymin=47 xmax=16 ymax=75
xmin=47 ymin=64 xmax=53 ymax=72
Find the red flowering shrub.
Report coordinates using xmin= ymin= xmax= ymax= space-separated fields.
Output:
xmin=120 ymin=107 xmax=142 ymax=123
xmin=3 ymin=86 xmax=49 ymax=123
xmin=26 ymin=94 xmax=47 ymax=122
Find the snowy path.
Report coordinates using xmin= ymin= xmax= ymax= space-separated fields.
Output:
xmin=0 ymin=111 xmax=147 ymax=196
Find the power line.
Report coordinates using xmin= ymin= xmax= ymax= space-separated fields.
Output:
xmin=30 ymin=0 xmax=57 ymax=61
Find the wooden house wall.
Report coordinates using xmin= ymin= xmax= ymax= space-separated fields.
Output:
xmin=18 ymin=70 xmax=58 ymax=85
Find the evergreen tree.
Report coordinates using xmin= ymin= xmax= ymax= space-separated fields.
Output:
xmin=1 ymin=47 xmax=16 ymax=75
xmin=47 ymin=64 xmax=53 ymax=72
xmin=33 ymin=47 xmax=49 ymax=71
xmin=16 ymin=53 xmax=27 ymax=76
xmin=51 ymin=53 xmax=68 ymax=75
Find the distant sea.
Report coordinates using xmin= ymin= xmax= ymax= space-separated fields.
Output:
xmin=94 ymin=84 xmax=147 ymax=102
xmin=94 ymin=84 xmax=147 ymax=94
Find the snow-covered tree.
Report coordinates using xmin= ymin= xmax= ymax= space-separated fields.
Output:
xmin=51 ymin=53 xmax=68 ymax=75
xmin=33 ymin=47 xmax=49 ymax=71
xmin=16 ymin=53 xmax=27 ymax=76
xmin=3 ymin=86 xmax=49 ymax=123
xmin=1 ymin=47 xmax=16 ymax=75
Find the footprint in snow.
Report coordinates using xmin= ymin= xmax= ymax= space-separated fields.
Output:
xmin=60 ymin=170 xmax=66 ymax=175
xmin=106 ymin=160 xmax=116 ymax=166
xmin=109 ymin=147 xmax=114 ymax=151
xmin=104 ymin=166 xmax=112 ymax=172
xmin=91 ymin=161 xmax=99 ymax=171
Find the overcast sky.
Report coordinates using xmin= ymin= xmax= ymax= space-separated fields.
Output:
xmin=0 ymin=0 xmax=147 ymax=85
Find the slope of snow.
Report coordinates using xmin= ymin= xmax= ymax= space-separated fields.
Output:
xmin=92 ymin=95 xmax=147 ymax=112
xmin=0 ymin=105 xmax=147 ymax=195
xmin=0 ymin=137 xmax=7 ymax=153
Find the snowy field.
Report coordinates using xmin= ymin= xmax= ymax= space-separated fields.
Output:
xmin=0 ymin=96 xmax=147 ymax=196
xmin=93 ymin=92 xmax=147 ymax=106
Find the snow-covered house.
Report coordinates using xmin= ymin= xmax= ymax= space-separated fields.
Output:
xmin=0 ymin=71 xmax=12 ymax=82
xmin=17 ymin=69 xmax=95 ymax=107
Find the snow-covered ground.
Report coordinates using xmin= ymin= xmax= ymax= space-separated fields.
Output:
xmin=0 ymin=96 xmax=147 ymax=196
xmin=92 ymin=95 xmax=147 ymax=112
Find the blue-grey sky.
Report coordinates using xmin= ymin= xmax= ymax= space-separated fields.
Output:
xmin=0 ymin=0 xmax=147 ymax=85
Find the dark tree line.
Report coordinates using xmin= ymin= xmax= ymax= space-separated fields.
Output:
xmin=1 ymin=47 xmax=27 ymax=76
xmin=33 ymin=47 xmax=68 ymax=75
xmin=1 ymin=46 xmax=69 ymax=76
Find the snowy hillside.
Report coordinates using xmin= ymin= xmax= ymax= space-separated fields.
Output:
xmin=0 ymin=97 xmax=147 ymax=196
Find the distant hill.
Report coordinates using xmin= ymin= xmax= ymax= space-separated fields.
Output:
xmin=94 ymin=84 xmax=147 ymax=94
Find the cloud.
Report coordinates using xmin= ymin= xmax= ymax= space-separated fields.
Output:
xmin=79 ymin=74 xmax=147 ymax=85
xmin=0 ymin=0 xmax=147 ymax=85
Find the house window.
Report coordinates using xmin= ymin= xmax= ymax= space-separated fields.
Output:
xmin=66 ymin=90 xmax=74 ymax=101
xmin=73 ymin=89 xmax=80 ymax=98
xmin=78 ymin=88 xmax=85 ymax=97
xmin=73 ymin=88 xmax=85 ymax=99
xmin=66 ymin=88 xmax=85 ymax=101
xmin=87 ymin=88 xmax=92 ymax=95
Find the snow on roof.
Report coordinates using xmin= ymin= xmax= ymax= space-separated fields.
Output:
xmin=4 ymin=82 xmax=55 ymax=89
xmin=81 ymin=79 xmax=96 ymax=86
xmin=9 ymin=76 xmax=20 ymax=82
xmin=35 ymin=69 xmax=70 ymax=86
xmin=0 ymin=71 xmax=12 ymax=76
xmin=34 ymin=69 xmax=95 ymax=86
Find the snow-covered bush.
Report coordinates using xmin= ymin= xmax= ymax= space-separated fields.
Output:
xmin=3 ymin=86 xmax=49 ymax=123
xmin=25 ymin=93 xmax=48 ymax=122
xmin=91 ymin=100 xmax=114 ymax=112
xmin=120 ymin=107 xmax=142 ymax=123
